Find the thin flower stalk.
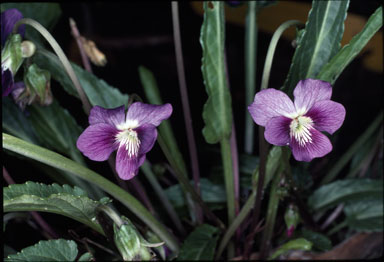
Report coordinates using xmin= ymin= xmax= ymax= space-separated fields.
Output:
xmin=69 ymin=17 xmax=93 ymax=73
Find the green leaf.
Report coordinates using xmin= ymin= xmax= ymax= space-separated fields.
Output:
xmin=318 ymin=6 xmax=383 ymax=84
xmin=5 ymin=239 xmax=78 ymax=262
xmin=344 ymin=197 xmax=383 ymax=232
xmin=300 ymin=229 xmax=332 ymax=252
xmin=24 ymin=63 xmax=51 ymax=101
xmin=268 ymin=238 xmax=312 ymax=260
xmin=200 ymin=1 xmax=232 ymax=144
xmin=0 ymin=3 xmax=61 ymax=46
xmin=178 ymin=224 xmax=219 ymax=260
xmin=78 ymin=252 xmax=93 ymax=261
xmin=308 ymin=178 xmax=383 ymax=211
xmin=4 ymin=182 xmax=103 ymax=234
xmin=2 ymin=133 xmax=179 ymax=252
xmin=165 ymin=178 xmax=226 ymax=208
xmin=283 ymin=0 xmax=349 ymax=94
xmin=33 ymin=49 xmax=129 ymax=108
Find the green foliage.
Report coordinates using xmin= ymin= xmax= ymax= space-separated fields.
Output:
xmin=165 ymin=178 xmax=226 ymax=208
xmin=200 ymin=1 xmax=232 ymax=144
xmin=33 ymin=49 xmax=129 ymax=108
xmin=344 ymin=197 xmax=383 ymax=232
xmin=308 ymin=178 xmax=383 ymax=211
xmin=178 ymin=224 xmax=219 ymax=260
xmin=0 ymin=3 xmax=61 ymax=46
xmin=3 ymin=182 xmax=104 ymax=234
xmin=283 ymin=0 xmax=349 ymax=94
xmin=300 ymin=229 xmax=332 ymax=252
xmin=268 ymin=238 xmax=312 ymax=260
xmin=318 ymin=6 xmax=383 ymax=84
xmin=5 ymin=239 xmax=78 ymax=262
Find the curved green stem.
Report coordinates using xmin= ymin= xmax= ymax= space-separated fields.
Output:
xmin=2 ymin=133 xmax=179 ymax=253
xmin=13 ymin=18 xmax=91 ymax=114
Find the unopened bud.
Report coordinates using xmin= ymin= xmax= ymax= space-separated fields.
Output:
xmin=284 ymin=204 xmax=300 ymax=237
xmin=81 ymin=36 xmax=107 ymax=66
xmin=21 ymin=40 xmax=36 ymax=58
xmin=24 ymin=64 xmax=52 ymax=107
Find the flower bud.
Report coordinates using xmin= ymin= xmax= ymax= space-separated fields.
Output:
xmin=284 ymin=204 xmax=300 ymax=237
xmin=113 ymin=216 xmax=155 ymax=261
xmin=80 ymin=36 xmax=107 ymax=66
xmin=23 ymin=64 xmax=53 ymax=107
xmin=1 ymin=34 xmax=23 ymax=75
xmin=21 ymin=40 xmax=36 ymax=58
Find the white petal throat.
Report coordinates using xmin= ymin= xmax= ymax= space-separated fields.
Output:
xmin=289 ymin=116 xmax=313 ymax=147
xmin=116 ymin=129 xmax=141 ymax=157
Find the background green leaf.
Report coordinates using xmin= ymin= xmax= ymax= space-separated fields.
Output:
xmin=33 ymin=49 xmax=129 ymax=108
xmin=283 ymin=0 xmax=349 ymax=94
xmin=0 ymin=3 xmax=61 ymax=46
xmin=200 ymin=1 xmax=232 ymax=144
xmin=5 ymin=239 xmax=78 ymax=262
xmin=317 ymin=6 xmax=383 ymax=84
xmin=308 ymin=178 xmax=383 ymax=211
xmin=300 ymin=229 xmax=332 ymax=252
xmin=178 ymin=224 xmax=219 ymax=261
xmin=4 ymin=182 xmax=104 ymax=234
xmin=269 ymin=238 xmax=312 ymax=260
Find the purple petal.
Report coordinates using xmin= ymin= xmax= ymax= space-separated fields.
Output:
xmin=116 ymin=146 xmax=140 ymax=180
xmin=1 ymin=8 xmax=25 ymax=46
xmin=126 ymin=102 xmax=172 ymax=127
xmin=290 ymin=128 xmax=332 ymax=162
xmin=293 ymin=79 xmax=332 ymax=114
xmin=2 ymin=68 xmax=14 ymax=96
xmin=89 ymin=105 xmax=125 ymax=126
xmin=135 ymin=124 xmax=158 ymax=155
xmin=76 ymin=123 xmax=118 ymax=161
xmin=264 ymin=116 xmax=291 ymax=146
xmin=306 ymin=100 xmax=346 ymax=134
xmin=248 ymin=88 xmax=296 ymax=126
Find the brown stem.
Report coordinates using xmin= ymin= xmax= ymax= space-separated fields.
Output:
xmin=69 ymin=18 xmax=93 ymax=73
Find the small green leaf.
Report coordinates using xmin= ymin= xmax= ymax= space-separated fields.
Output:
xmin=283 ymin=0 xmax=349 ymax=94
xmin=308 ymin=178 xmax=383 ymax=211
xmin=33 ymin=49 xmax=129 ymax=108
xmin=318 ymin=6 xmax=383 ymax=84
xmin=344 ymin=197 xmax=383 ymax=232
xmin=300 ymin=229 xmax=332 ymax=252
xmin=178 ymin=224 xmax=219 ymax=261
xmin=268 ymin=238 xmax=312 ymax=260
xmin=165 ymin=178 xmax=226 ymax=208
xmin=5 ymin=239 xmax=78 ymax=262
xmin=0 ymin=3 xmax=61 ymax=46
xmin=24 ymin=63 xmax=51 ymax=102
xmin=200 ymin=1 xmax=232 ymax=144
xmin=4 ymin=182 xmax=103 ymax=234
xmin=78 ymin=252 xmax=93 ymax=261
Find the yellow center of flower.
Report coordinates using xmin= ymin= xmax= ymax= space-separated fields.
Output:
xmin=289 ymin=116 xmax=313 ymax=147
xmin=115 ymin=120 xmax=141 ymax=157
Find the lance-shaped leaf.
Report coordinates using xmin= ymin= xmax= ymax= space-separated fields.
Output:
xmin=200 ymin=1 xmax=232 ymax=144
xmin=3 ymin=182 xmax=104 ymax=234
xmin=283 ymin=0 xmax=349 ymax=94
xmin=178 ymin=224 xmax=219 ymax=260
xmin=317 ymin=6 xmax=383 ymax=84
xmin=5 ymin=239 xmax=78 ymax=262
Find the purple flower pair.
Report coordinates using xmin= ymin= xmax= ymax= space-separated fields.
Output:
xmin=248 ymin=79 xmax=346 ymax=162
xmin=77 ymin=102 xmax=172 ymax=180
xmin=1 ymin=8 xmax=25 ymax=97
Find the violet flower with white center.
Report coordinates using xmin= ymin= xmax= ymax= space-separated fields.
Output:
xmin=248 ymin=79 xmax=346 ymax=162
xmin=77 ymin=102 xmax=173 ymax=180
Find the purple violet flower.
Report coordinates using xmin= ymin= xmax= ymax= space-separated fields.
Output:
xmin=1 ymin=8 xmax=25 ymax=96
xmin=248 ymin=79 xmax=346 ymax=162
xmin=77 ymin=102 xmax=173 ymax=180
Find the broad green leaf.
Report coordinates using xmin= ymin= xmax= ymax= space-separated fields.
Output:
xmin=344 ymin=197 xmax=383 ymax=232
xmin=2 ymin=133 xmax=179 ymax=252
xmin=178 ymin=224 xmax=219 ymax=261
xmin=4 ymin=182 xmax=103 ymax=234
xmin=165 ymin=178 xmax=226 ymax=208
xmin=2 ymin=97 xmax=39 ymax=144
xmin=268 ymin=238 xmax=312 ymax=260
xmin=318 ymin=7 xmax=383 ymax=84
xmin=200 ymin=1 xmax=232 ymax=144
xmin=33 ymin=49 xmax=129 ymax=108
xmin=308 ymin=178 xmax=383 ymax=211
xmin=0 ymin=3 xmax=61 ymax=46
xmin=5 ymin=239 xmax=78 ymax=262
xmin=300 ymin=229 xmax=332 ymax=252
xmin=283 ymin=0 xmax=349 ymax=94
